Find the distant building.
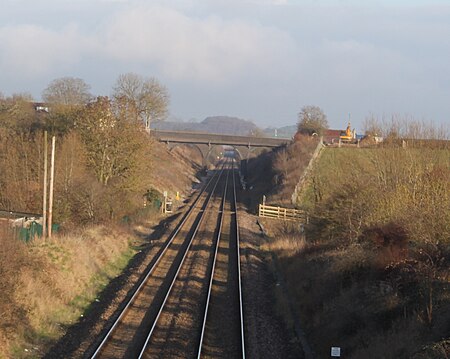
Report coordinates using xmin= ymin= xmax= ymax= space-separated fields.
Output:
xmin=34 ymin=102 xmax=49 ymax=113
xmin=323 ymin=129 xmax=342 ymax=144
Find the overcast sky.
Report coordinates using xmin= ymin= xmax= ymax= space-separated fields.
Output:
xmin=1 ymin=0 xmax=450 ymax=131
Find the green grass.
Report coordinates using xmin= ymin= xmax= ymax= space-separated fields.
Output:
xmin=13 ymin=241 xmax=138 ymax=359
xmin=68 ymin=245 xmax=136 ymax=318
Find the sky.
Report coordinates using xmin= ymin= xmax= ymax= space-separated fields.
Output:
xmin=1 ymin=0 xmax=450 ymax=132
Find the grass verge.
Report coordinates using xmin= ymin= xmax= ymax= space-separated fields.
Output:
xmin=0 ymin=225 xmax=140 ymax=358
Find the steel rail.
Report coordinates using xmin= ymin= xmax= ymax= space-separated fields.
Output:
xmin=137 ymin=160 xmax=228 ymax=358
xmin=196 ymin=159 xmax=246 ymax=358
xmin=90 ymin=165 xmax=225 ymax=359
xmin=196 ymin=164 xmax=230 ymax=358
xmin=233 ymin=160 xmax=246 ymax=358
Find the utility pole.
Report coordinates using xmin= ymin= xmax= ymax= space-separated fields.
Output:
xmin=47 ymin=136 xmax=56 ymax=238
xmin=42 ymin=131 xmax=48 ymax=238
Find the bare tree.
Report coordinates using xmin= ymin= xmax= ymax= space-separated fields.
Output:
xmin=112 ymin=73 xmax=169 ymax=130
xmin=363 ymin=115 xmax=383 ymax=136
xmin=42 ymin=77 xmax=92 ymax=106
xmin=0 ymin=93 xmax=35 ymax=129
xmin=75 ymin=97 xmax=147 ymax=186
xmin=11 ymin=92 xmax=34 ymax=102
xmin=297 ymin=105 xmax=328 ymax=136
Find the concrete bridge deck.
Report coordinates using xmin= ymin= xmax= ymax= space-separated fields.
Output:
xmin=151 ymin=129 xmax=291 ymax=147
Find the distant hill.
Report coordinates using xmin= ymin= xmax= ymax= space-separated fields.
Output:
xmin=152 ymin=116 xmax=297 ymax=139
xmin=152 ymin=116 xmax=260 ymax=136
xmin=201 ymin=116 xmax=260 ymax=136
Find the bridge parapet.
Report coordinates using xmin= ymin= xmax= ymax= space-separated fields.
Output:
xmin=151 ymin=129 xmax=290 ymax=148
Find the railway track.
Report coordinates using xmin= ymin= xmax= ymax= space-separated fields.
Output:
xmin=197 ymin=160 xmax=245 ymax=358
xmin=88 ymin=159 xmax=245 ymax=359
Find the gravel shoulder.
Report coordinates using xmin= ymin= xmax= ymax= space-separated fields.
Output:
xmin=238 ymin=205 xmax=303 ymax=359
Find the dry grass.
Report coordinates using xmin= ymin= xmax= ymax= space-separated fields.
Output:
xmin=1 ymin=225 xmax=137 ymax=358
xmin=257 ymin=139 xmax=450 ymax=358
xmin=266 ymin=236 xmax=445 ymax=358
xmin=262 ymin=232 xmax=307 ymax=258
xmin=259 ymin=220 xmax=307 ymax=256
xmin=0 ymin=228 xmax=29 ymax=358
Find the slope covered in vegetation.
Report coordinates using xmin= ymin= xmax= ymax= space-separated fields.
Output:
xmin=243 ymin=134 xmax=320 ymax=211
xmin=262 ymin=139 xmax=450 ymax=358
xmin=0 ymin=95 xmax=202 ymax=358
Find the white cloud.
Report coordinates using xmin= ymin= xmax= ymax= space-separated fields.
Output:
xmin=0 ymin=23 xmax=92 ymax=77
xmin=0 ymin=4 xmax=297 ymax=85
xmin=101 ymin=5 xmax=297 ymax=83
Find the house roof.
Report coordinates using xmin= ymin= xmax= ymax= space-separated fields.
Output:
xmin=324 ymin=129 xmax=342 ymax=137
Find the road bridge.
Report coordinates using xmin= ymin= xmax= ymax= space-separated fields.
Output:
xmin=151 ymin=129 xmax=291 ymax=167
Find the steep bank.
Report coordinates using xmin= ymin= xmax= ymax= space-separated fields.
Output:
xmin=243 ymin=134 xmax=319 ymax=211
xmin=258 ymin=144 xmax=450 ymax=358
xmin=0 ymin=141 xmax=202 ymax=358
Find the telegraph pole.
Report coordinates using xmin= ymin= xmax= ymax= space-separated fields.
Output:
xmin=48 ymin=136 xmax=56 ymax=238
xmin=42 ymin=131 xmax=48 ymax=238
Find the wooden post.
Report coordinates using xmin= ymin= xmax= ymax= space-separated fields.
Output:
xmin=48 ymin=136 xmax=56 ymax=238
xmin=42 ymin=131 xmax=48 ymax=239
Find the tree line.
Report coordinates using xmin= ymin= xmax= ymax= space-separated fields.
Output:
xmin=0 ymin=73 xmax=169 ymax=225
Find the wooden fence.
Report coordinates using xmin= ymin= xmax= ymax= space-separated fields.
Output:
xmin=258 ymin=204 xmax=305 ymax=222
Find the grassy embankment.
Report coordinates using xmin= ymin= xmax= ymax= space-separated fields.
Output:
xmin=0 ymin=87 xmax=205 ymax=358
xmin=0 ymin=222 xmax=146 ymax=359
xmin=0 ymin=142 xmax=202 ymax=359
xmin=263 ymin=143 xmax=450 ymax=358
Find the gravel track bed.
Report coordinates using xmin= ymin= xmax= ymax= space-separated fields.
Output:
xmin=142 ymin=186 xmax=223 ymax=358
xmin=238 ymin=198 xmax=303 ymax=359
xmin=95 ymin=220 xmax=200 ymax=358
xmin=45 ymin=170 xmax=301 ymax=359
xmin=92 ymin=175 xmax=219 ymax=358
xmin=201 ymin=175 xmax=242 ymax=358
